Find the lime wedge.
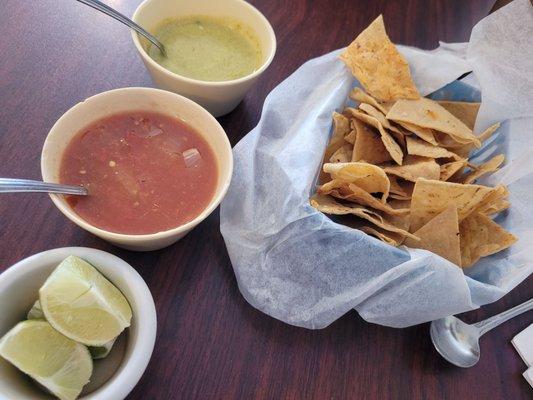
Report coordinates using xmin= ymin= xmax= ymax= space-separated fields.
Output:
xmin=27 ymin=300 xmax=116 ymax=359
xmin=39 ymin=256 xmax=132 ymax=346
xmin=0 ymin=320 xmax=92 ymax=400
xmin=27 ymin=299 xmax=44 ymax=320
xmin=88 ymin=338 xmax=116 ymax=359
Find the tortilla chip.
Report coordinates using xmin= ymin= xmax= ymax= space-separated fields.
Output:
xmin=352 ymin=119 xmax=392 ymax=164
xmin=310 ymin=193 xmax=418 ymax=239
xmin=318 ymin=180 xmax=408 ymax=215
xmin=389 ymin=175 xmax=408 ymax=196
xmin=349 ymin=87 xmax=388 ymax=114
xmin=478 ymin=122 xmax=501 ymax=143
xmin=323 ymin=162 xmax=390 ymax=200
xmin=339 ymin=15 xmax=419 ymax=101
xmin=471 ymin=185 xmax=508 ymax=217
xmin=359 ymin=103 xmax=402 ymax=134
xmin=329 ymin=144 xmax=353 ymax=163
xmin=461 ymin=154 xmax=505 ymax=184
xmin=347 ymin=108 xmax=403 ymax=165
xmin=406 ymin=136 xmax=461 ymax=160
xmin=388 ymin=128 xmax=406 ymax=149
xmin=409 ymin=178 xmax=499 ymax=232
xmin=440 ymin=159 xmax=468 ymax=181
xmin=437 ymin=101 xmax=480 ymax=130
xmin=323 ymin=112 xmax=351 ymax=161
xmin=386 ymin=98 xmax=480 ymax=147
xmin=479 ymin=198 xmax=510 ymax=216
xmin=396 ymin=121 xmax=438 ymax=145
xmin=436 ymin=122 xmax=501 ymax=159
xmin=344 ymin=129 xmax=356 ymax=144
xmin=405 ymin=205 xmax=462 ymax=266
xmin=359 ymin=225 xmax=406 ymax=246
xmin=459 ymin=212 xmax=517 ymax=268
xmin=383 ymin=199 xmax=412 ymax=232
xmin=382 ymin=156 xmax=440 ymax=182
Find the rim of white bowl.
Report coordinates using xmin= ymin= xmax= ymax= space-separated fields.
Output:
xmin=41 ymin=87 xmax=233 ymax=242
xmin=0 ymin=247 xmax=157 ymax=400
xmin=131 ymin=0 xmax=277 ymax=87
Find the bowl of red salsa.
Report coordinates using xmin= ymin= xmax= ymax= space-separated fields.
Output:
xmin=41 ymin=87 xmax=233 ymax=251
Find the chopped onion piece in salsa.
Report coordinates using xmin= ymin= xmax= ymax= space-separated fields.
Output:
xmin=183 ymin=148 xmax=202 ymax=168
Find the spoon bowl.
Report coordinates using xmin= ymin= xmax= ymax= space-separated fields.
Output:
xmin=430 ymin=316 xmax=481 ymax=368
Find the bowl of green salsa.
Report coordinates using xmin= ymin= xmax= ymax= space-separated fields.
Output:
xmin=132 ymin=0 xmax=276 ymax=117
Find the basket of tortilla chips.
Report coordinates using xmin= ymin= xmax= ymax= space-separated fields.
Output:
xmin=221 ymin=2 xmax=532 ymax=329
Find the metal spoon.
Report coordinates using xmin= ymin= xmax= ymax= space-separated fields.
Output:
xmin=0 ymin=178 xmax=88 ymax=196
xmin=430 ymin=298 xmax=533 ymax=367
xmin=75 ymin=0 xmax=166 ymax=56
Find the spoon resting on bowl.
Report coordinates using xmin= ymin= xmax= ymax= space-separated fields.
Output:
xmin=0 ymin=178 xmax=88 ymax=196
xmin=430 ymin=298 xmax=533 ymax=368
xmin=75 ymin=0 xmax=166 ymax=56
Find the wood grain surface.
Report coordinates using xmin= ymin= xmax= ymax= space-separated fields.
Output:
xmin=1 ymin=0 xmax=531 ymax=399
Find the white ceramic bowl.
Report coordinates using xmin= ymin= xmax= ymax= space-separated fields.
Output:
xmin=0 ymin=247 xmax=157 ymax=400
xmin=131 ymin=0 xmax=276 ymax=117
xmin=41 ymin=87 xmax=233 ymax=251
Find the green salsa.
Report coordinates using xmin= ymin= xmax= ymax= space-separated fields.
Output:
xmin=148 ymin=15 xmax=263 ymax=82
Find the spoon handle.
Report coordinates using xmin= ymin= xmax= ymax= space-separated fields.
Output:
xmin=75 ymin=0 xmax=166 ymax=55
xmin=474 ymin=298 xmax=533 ymax=336
xmin=0 ymin=178 xmax=88 ymax=195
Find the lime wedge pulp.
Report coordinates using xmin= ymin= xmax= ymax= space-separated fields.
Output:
xmin=28 ymin=299 xmax=116 ymax=359
xmin=0 ymin=320 xmax=93 ymax=400
xmin=39 ymin=255 xmax=132 ymax=346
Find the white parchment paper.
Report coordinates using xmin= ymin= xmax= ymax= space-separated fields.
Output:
xmin=220 ymin=0 xmax=533 ymax=328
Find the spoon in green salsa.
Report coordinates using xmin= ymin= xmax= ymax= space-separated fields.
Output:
xmin=75 ymin=0 xmax=166 ymax=56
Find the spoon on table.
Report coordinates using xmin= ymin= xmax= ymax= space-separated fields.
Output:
xmin=430 ymin=298 xmax=533 ymax=368
xmin=0 ymin=178 xmax=88 ymax=196
xmin=75 ymin=0 xmax=166 ymax=56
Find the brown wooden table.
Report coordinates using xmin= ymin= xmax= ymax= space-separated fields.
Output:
xmin=1 ymin=0 xmax=531 ymax=399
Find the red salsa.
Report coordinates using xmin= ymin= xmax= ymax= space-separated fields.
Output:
xmin=60 ymin=111 xmax=218 ymax=234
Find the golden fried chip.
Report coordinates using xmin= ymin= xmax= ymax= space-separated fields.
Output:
xmin=461 ymin=154 xmax=505 ymax=184
xmin=318 ymin=180 xmax=408 ymax=215
xmin=339 ymin=15 xmax=419 ymax=101
xmin=349 ymin=87 xmax=389 ymax=114
xmin=386 ymin=98 xmax=480 ymax=147
xmin=410 ymin=178 xmax=499 ymax=232
xmin=437 ymin=101 xmax=480 ymax=130
xmin=459 ymin=212 xmax=517 ymax=268
xmin=323 ymin=162 xmax=390 ymax=200
xmin=389 ymin=193 xmax=411 ymax=201
xmin=477 ymin=122 xmax=501 ymax=143
xmin=358 ymin=103 xmax=402 ymax=134
xmin=471 ymin=185 xmax=508 ymax=217
xmin=359 ymin=226 xmax=406 ymax=246
xmin=323 ymin=112 xmax=351 ymax=161
xmin=383 ymin=199 xmax=412 ymax=232
xmin=405 ymin=205 xmax=461 ymax=266
xmin=396 ymin=121 xmax=438 ymax=145
xmin=329 ymin=144 xmax=353 ymax=163
xmin=436 ymin=122 xmax=501 ymax=159
xmin=382 ymin=156 xmax=440 ymax=182
xmin=347 ymin=108 xmax=403 ymax=165
xmin=351 ymin=119 xmax=392 ymax=164
xmin=440 ymin=159 xmax=468 ymax=181
xmin=344 ymin=129 xmax=356 ymax=144
xmin=479 ymin=198 xmax=510 ymax=216
xmin=310 ymin=194 xmax=418 ymax=240
xmin=406 ymin=136 xmax=461 ymax=160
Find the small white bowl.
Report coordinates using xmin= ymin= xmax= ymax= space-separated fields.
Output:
xmin=0 ymin=247 xmax=157 ymax=400
xmin=41 ymin=87 xmax=233 ymax=251
xmin=131 ymin=0 xmax=276 ymax=117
